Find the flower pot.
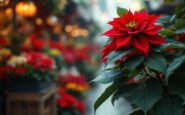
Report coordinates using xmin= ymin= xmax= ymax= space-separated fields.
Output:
xmin=8 ymin=82 xmax=53 ymax=93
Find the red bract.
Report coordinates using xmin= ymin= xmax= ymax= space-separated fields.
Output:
xmin=0 ymin=66 xmax=14 ymax=80
xmin=63 ymin=74 xmax=88 ymax=86
xmin=49 ymin=41 xmax=63 ymax=51
xmin=102 ymin=10 xmax=166 ymax=63
xmin=57 ymin=88 xmax=78 ymax=108
xmin=31 ymin=36 xmax=46 ymax=51
xmin=76 ymin=101 xmax=85 ymax=115
xmin=15 ymin=67 xmax=27 ymax=75
xmin=25 ymin=52 xmax=55 ymax=71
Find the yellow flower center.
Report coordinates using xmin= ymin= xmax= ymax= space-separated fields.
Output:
xmin=49 ymin=49 xmax=61 ymax=56
xmin=126 ymin=21 xmax=137 ymax=29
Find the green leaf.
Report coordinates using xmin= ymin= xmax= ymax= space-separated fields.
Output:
xmin=117 ymin=7 xmax=128 ymax=17
xmin=107 ymin=49 xmax=133 ymax=65
xmin=169 ymin=75 xmax=185 ymax=100
xmin=175 ymin=4 xmax=185 ymax=19
xmin=160 ymin=29 xmax=174 ymax=36
xmin=164 ymin=0 xmax=175 ymax=3
xmin=153 ymin=95 xmax=184 ymax=115
xmin=124 ymin=54 xmax=144 ymax=71
xmin=176 ymin=27 xmax=185 ymax=34
xmin=94 ymin=82 xmax=122 ymax=112
xmin=139 ymin=8 xmax=146 ymax=12
xmin=175 ymin=19 xmax=185 ymax=29
xmin=93 ymin=69 xmax=123 ymax=84
xmin=144 ymin=53 xmax=167 ymax=74
xmin=112 ymin=79 xmax=162 ymax=113
xmin=166 ymin=52 xmax=185 ymax=78
xmin=156 ymin=40 xmax=185 ymax=50
xmin=130 ymin=110 xmax=145 ymax=115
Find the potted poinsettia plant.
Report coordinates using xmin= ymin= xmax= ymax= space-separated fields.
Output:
xmin=0 ymin=52 xmax=57 ymax=92
xmin=94 ymin=1 xmax=185 ymax=115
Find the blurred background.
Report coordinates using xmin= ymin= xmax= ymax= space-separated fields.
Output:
xmin=0 ymin=0 xmax=181 ymax=115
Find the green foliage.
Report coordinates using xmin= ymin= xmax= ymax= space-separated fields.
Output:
xmin=166 ymin=51 xmax=185 ymax=78
xmin=124 ymin=54 xmax=144 ymax=71
xmin=130 ymin=110 xmax=145 ymax=115
xmin=175 ymin=19 xmax=185 ymax=34
xmin=155 ymin=40 xmax=185 ymax=50
xmin=112 ymin=79 xmax=162 ymax=113
xmin=93 ymin=68 xmax=123 ymax=84
xmin=117 ymin=7 xmax=128 ymax=17
xmin=169 ymin=75 xmax=185 ymax=100
xmin=94 ymin=82 xmax=123 ymax=111
xmin=106 ymin=49 xmax=133 ymax=65
xmin=164 ymin=0 xmax=176 ymax=3
xmin=144 ymin=53 xmax=167 ymax=74
xmin=152 ymin=95 xmax=184 ymax=115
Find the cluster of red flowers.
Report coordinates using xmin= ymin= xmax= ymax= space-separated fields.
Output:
xmin=57 ymin=88 xmax=85 ymax=115
xmin=0 ymin=52 xmax=55 ymax=81
xmin=62 ymin=46 xmax=90 ymax=64
xmin=24 ymin=52 xmax=55 ymax=71
xmin=0 ymin=66 xmax=27 ymax=80
xmin=62 ymin=74 xmax=88 ymax=86
xmin=102 ymin=10 xmax=166 ymax=63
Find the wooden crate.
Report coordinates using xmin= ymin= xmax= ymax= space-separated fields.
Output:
xmin=6 ymin=86 xmax=57 ymax=115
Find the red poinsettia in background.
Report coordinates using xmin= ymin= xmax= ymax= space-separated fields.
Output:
xmin=24 ymin=52 xmax=55 ymax=71
xmin=58 ymin=73 xmax=89 ymax=93
xmin=102 ymin=10 xmax=166 ymax=63
xmin=57 ymin=88 xmax=85 ymax=115
xmin=0 ymin=52 xmax=56 ymax=83
xmin=62 ymin=45 xmax=90 ymax=64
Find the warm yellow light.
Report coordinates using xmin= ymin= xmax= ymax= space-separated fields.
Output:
xmin=65 ymin=25 xmax=72 ymax=33
xmin=5 ymin=8 xmax=12 ymax=15
xmin=132 ymin=1 xmax=142 ymax=11
xmin=16 ymin=1 xmax=37 ymax=17
xmin=35 ymin=18 xmax=43 ymax=25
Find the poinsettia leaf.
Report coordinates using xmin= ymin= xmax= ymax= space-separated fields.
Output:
xmin=169 ymin=75 xmax=185 ymax=100
xmin=139 ymin=8 xmax=146 ymax=12
xmin=176 ymin=27 xmax=185 ymax=34
xmin=106 ymin=49 xmax=133 ymax=65
xmin=164 ymin=0 xmax=175 ymax=3
xmin=93 ymin=69 xmax=123 ymax=84
xmin=152 ymin=95 xmax=184 ymax=115
xmin=155 ymin=40 xmax=185 ymax=50
xmin=124 ymin=54 xmax=144 ymax=71
xmin=104 ymin=65 xmax=123 ymax=72
xmin=166 ymin=52 xmax=185 ymax=78
xmin=175 ymin=14 xmax=185 ymax=34
xmin=130 ymin=110 xmax=145 ymax=115
xmin=112 ymin=78 xmax=162 ymax=113
xmin=117 ymin=7 xmax=128 ymax=17
xmin=94 ymin=82 xmax=123 ymax=112
xmin=144 ymin=53 xmax=167 ymax=74
xmin=175 ymin=4 xmax=185 ymax=19
xmin=160 ymin=29 xmax=174 ymax=36
xmin=157 ymin=16 xmax=172 ymax=27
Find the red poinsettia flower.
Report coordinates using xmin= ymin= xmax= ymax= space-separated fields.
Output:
xmin=102 ymin=10 xmax=166 ymax=63
xmin=57 ymin=88 xmax=78 ymax=108
xmin=25 ymin=52 xmax=55 ymax=71
xmin=15 ymin=67 xmax=27 ymax=75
